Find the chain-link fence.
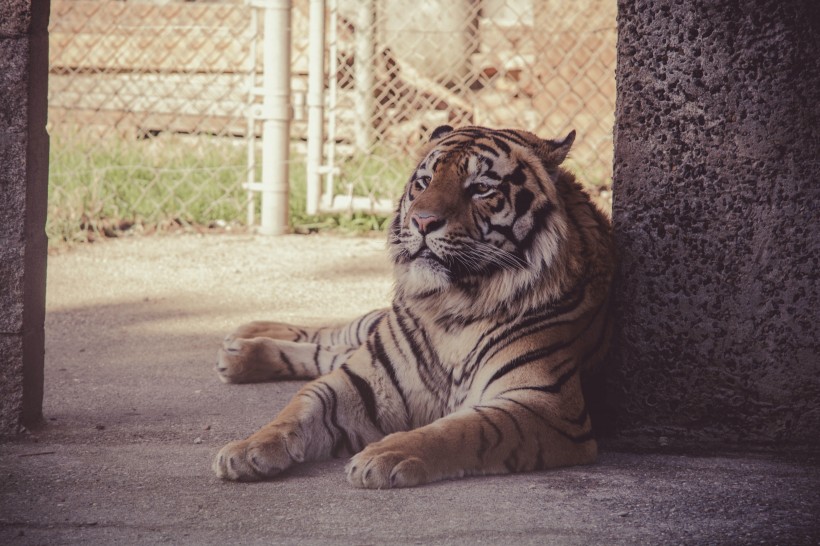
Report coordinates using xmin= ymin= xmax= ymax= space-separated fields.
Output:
xmin=48 ymin=0 xmax=292 ymax=241
xmin=323 ymin=0 xmax=615 ymax=213
xmin=47 ymin=0 xmax=614 ymax=242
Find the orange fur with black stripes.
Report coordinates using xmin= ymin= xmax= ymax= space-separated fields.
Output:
xmin=213 ymin=125 xmax=615 ymax=488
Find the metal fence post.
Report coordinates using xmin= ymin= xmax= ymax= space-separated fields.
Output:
xmin=305 ymin=0 xmax=326 ymax=215
xmin=354 ymin=0 xmax=376 ymax=152
xmin=246 ymin=6 xmax=260 ymax=228
xmin=251 ymin=0 xmax=292 ymax=235
xmin=324 ymin=0 xmax=340 ymax=210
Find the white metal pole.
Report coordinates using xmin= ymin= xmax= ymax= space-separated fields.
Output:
xmin=305 ymin=0 xmax=326 ymax=216
xmin=258 ymin=0 xmax=291 ymax=235
xmin=324 ymin=0 xmax=339 ymax=209
xmin=246 ymin=7 xmax=259 ymax=227
xmin=354 ymin=0 xmax=375 ymax=152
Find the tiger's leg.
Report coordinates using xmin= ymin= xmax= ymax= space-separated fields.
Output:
xmin=213 ymin=355 xmax=410 ymax=481
xmin=224 ymin=309 xmax=387 ymax=346
xmin=346 ymin=376 xmax=596 ymax=489
xmin=216 ymin=338 xmax=357 ymax=383
xmin=216 ymin=309 xmax=387 ymax=382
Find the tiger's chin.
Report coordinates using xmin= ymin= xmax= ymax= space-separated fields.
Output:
xmin=396 ymin=255 xmax=453 ymax=298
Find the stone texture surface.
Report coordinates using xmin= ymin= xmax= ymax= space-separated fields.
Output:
xmin=0 ymin=243 xmax=25 ymax=334
xmin=0 ymin=0 xmax=32 ymax=37
xmin=0 ymin=131 xmax=29 ymax=335
xmin=610 ymin=0 xmax=820 ymax=451
xmin=0 ymin=335 xmax=24 ymax=434
xmin=0 ymin=38 xmax=30 ymax=132
xmin=0 ymin=0 xmax=48 ymax=434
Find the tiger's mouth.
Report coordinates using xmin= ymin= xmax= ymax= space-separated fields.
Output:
xmin=406 ymin=241 xmax=453 ymax=271
xmin=410 ymin=247 xmax=450 ymax=273
xmin=409 ymin=242 xmax=478 ymax=280
xmin=411 ymin=247 xmax=436 ymax=260
xmin=408 ymin=238 xmax=449 ymax=264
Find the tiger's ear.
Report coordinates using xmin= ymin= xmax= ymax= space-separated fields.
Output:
xmin=542 ymin=130 xmax=576 ymax=166
xmin=430 ymin=125 xmax=454 ymax=142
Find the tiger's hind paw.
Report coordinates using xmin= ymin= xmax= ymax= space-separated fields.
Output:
xmin=215 ymin=337 xmax=281 ymax=384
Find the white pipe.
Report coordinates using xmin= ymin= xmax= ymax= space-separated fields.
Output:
xmin=255 ymin=0 xmax=291 ymax=235
xmin=354 ymin=0 xmax=375 ymax=152
xmin=305 ymin=0 xmax=326 ymax=216
xmin=246 ymin=7 xmax=259 ymax=227
xmin=324 ymin=0 xmax=339 ymax=209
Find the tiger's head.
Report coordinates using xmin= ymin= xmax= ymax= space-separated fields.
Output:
xmin=389 ymin=125 xmax=582 ymax=318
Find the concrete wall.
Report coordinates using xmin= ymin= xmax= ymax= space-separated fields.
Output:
xmin=610 ymin=0 xmax=820 ymax=451
xmin=0 ymin=0 xmax=49 ymax=434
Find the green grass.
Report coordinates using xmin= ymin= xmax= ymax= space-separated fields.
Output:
xmin=48 ymin=130 xmax=253 ymax=244
xmin=47 ymin=129 xmax=610 ymax=247
xmin=288 ymin=160 xmax=397 ymax=234
xmin=47 ymin=130 xmax=404 ymax=246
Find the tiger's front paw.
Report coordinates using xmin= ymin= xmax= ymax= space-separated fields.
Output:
xmin=213 ymin=430 xmax=305 ymax=481
xmin=345 ymin=439 xmax=430 ymax=489
xmin=216 ymin=336 xmax=281 ymax=384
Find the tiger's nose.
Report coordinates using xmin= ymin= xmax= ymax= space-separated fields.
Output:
xmin=411 ymin=212 xmax=445 ymax=235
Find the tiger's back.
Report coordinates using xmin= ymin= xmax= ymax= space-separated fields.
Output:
xmin=213 ymin=125 xmax=615 ymax=487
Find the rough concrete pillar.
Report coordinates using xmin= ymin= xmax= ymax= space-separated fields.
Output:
xmin=0 ymin=0 xmax=49 ymax=434
xmin=611 ymin=0 xmax=820 ymax=452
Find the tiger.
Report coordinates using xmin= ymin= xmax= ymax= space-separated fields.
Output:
xmin=213 ymin=125 xmax=615 ymax=488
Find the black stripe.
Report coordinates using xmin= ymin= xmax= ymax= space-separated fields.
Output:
xmin=475 ymin=404 xmax=524 ymax=440
xmin=341 ymin=363 xmax=385 ymax=434
xmin=279 ymin=351 xmax=297 ymax=376
xmin=501 ymin=397 xmax=593 ymax=444
xmin=517 ymin=201 xmax=554 ymax=252
xmin=564 ymin=404 xmax=589 ymax=427
xmin=392 ymin=305 xmax=427 ymax=364
xmin=458 ymin=298 xmax=582 ymax=388
xmin=301 ymin=385 xmax=336 ymax=452
xmin=460 ymin=155 xmax=471 ymax=174
xmin=576 ymin=294 xmax=613 ymax=370
xmin=474 ymin=407 xmax=504 ymax=460
xmin=481 ymin=340 xmax=577 ymax=396
xmin=474 ymin=295 xmax=584 ymax=368
xmin=312 ymin=343 xmax=322 ymax=375
xmin=399 ymin=306 xmax=452 ymax=402
xmin=496 ymin=129 xmax=530 ymax=147
xmin=366 ymin=311 xmax=384 ymax=337
xmin=374 ymin=323 xmax=412 ymax=427
xmin=479 ymin=286 xmax=607 ymax=395
xmin=490 ymin=136 xmax=511 ymax=154
xmin=503 ymin=449 xmax=522 ymax=472
xmin=408 ymin=287 xmax=442 ymax=300
xmin=329 ymin=352 xmax=344 ymax=372
xmin=305 ymin=382 xmax=356 ymax=457
xmin=514 ymin=187 xmax=535 ymax=217
xmin=324 ymin=383 xmax=355 ymax=457
xmin=474 ymin=142 xmax=501 ymax=157
xmin=504 ymin=163 xmax=526 ymax=186
xmin=499 ymin=358 xmax=577 ymax=396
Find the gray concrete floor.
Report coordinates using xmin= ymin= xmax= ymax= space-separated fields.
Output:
xmin=2 ymin=234 xmax=819 ymax=545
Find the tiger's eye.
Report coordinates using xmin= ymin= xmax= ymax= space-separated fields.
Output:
xmin=473 ymin=183 xmax=491 ymax=195
xmin=415 ymin=177 xmax=430 ymax=191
